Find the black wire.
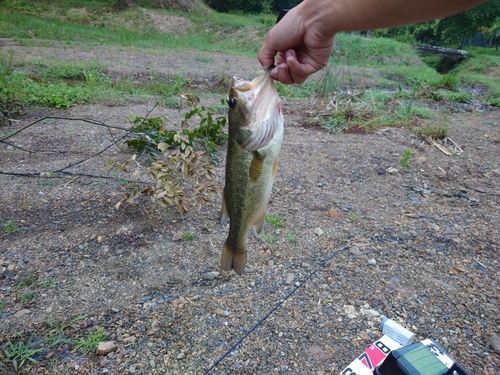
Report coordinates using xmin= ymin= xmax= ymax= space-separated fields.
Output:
xmin=202 ymin=242 xmax=348 ymax=375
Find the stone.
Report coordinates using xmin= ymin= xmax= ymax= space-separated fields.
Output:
xmin=124 ymin=336 xmax=136 ymax=344
xmin=177 ymin=352 xmax=185 ymax=360
xmin=172 ymin=232 xmax=184 ymax=241
xmin=350 ymin=246 xmax=361 ymax=256
xmin=314 ymin=227 xmax=324 ymax=237
xmin=14 ymin=309 xmax=31 ymax=319
xmin=368 ymin=258 xmax=377 ymax=266
xmin=215 ymin=308 xmax=229 ymax=317
xmin=328 ymin=209 xmax=340 ymax=218
xmin=96 ymin=341 xmax=117 ymax=355
xmin=202 ymin=271 xmax=219 ymax=280
xmin=308 ymin=345 xmax=327 ymax=358
xmin=490 ymin=334 xmax=500 ymax=354
xmin=367 ymin=309 xmax=380 ymax=317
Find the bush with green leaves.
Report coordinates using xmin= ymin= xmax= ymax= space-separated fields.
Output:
xmin=108 ymin=96 xmax=226 ymax=214
xmin=125 ymin=98 xmax=228 ymax=165
xmin=0 ymin=51 xmax=24 ymax=124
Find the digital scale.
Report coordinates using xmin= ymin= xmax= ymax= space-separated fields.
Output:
xmin=338 ymin=319 xmax=471 ymax=375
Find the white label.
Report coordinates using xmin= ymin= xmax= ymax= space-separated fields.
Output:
xmin=421 ymin=339 xmax=454 ymax=368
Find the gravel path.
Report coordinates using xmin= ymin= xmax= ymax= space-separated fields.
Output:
xmin=0 ymin=40 xmax=499 ymax=375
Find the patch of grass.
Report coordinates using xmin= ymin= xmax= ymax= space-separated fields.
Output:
xmin=183 ymin=231 xmax=194 ymax=241
xmin=400 ymin=148 xmax=413 ymax=171
xmin=265 ymin=214 xmax=285 ymax=228
xmin=3 ymin=219 xmax=18 ymax=234
xmin=434 ymin=73 xmax=458 ymax=91
xmin=413 ymin=123 xmax=448 ymax=139
xmin=286 ymin=230 xmax=296 ymax=244
xmin=45 ymin=315 xmax=85 ymax=336
xmin=37 ymin=179 xmax=56 ymax=186
xmin=20 ymin=290 xmax=36 ymax=305
xmin=74 ymin=326 xmax=107 ymax=355
xmin=260 ymin=230 xmax=279 ymax=244
xmin=2 ymin=334 xmax=43 ymax=371
xmin=349 ymin=213 xmax=357 ymax=223
xmin=276 ymin=82 xmax=315 ymax=98
xmin=451 ymin=49 xmax=500 ymax=105
xmin=334 ymin=33 xmax=421 ymax=68
xmin=195 ymin=55 xmax=213 ymax=63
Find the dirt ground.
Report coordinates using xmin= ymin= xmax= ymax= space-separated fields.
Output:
xmin=1 ymin=39 xmax=500 ymax=375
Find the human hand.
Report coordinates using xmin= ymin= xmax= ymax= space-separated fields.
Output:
xmin=258 ymin=4 xmax=336 ymax=84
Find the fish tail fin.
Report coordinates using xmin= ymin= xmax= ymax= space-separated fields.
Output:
xmin=220 ymin=242 xmax=247 ymax=275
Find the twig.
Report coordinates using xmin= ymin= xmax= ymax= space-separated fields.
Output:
xmin=427 ymin=137 xmax=451 ymax=156
xmin=473 ymin=258 xmax=487 ymax=268
xmin=0 ymin=115 xmax=129 ymax=143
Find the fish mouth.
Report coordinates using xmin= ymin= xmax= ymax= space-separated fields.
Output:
xmin=231 ymin=67 xmax=283 ymax=151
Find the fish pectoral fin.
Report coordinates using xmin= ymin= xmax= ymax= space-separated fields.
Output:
xmin=219 ymin=193 xmax=229 ymax=225
xmin=220 ymin=242 xmax=247 ymax=275
xmin=253 ymin=207 xmax=267 ymax=235
xmin=249 ymin=152 xmax=265 ymax=182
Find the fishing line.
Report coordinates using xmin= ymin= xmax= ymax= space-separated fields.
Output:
xmin=202 ymin=242 xmax=348 ymax=374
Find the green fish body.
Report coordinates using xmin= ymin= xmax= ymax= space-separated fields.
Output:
xmin=220 ymin=68 xmax=284 ymax=275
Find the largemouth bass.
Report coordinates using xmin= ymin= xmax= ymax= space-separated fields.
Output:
xmin=220 ymin=67 xmax=284 ymax=275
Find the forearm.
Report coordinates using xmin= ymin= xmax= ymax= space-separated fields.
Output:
xmin=301 ymin=0 xmax=489 ymax=36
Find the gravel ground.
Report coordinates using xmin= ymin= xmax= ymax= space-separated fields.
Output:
xmin=1 ymin=39 xmax=499 ymax=375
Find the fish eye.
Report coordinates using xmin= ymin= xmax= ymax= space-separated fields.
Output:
xmin=229 ymin=97 xmax=237 ymax=108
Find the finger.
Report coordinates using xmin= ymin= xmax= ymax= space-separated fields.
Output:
xmin=258 ymin=34 xmax=278 ymax=69
xmin=273 ymin=63 xmax=294 ymax=84
xmin=285 ymin=54 xmax=314 ymax=84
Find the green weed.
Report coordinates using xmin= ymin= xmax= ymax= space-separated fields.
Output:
xmin=414 ymin=123 xmax=448 ymax=139
xmin=286 ymin=230 xmax=296 ymax=244
xmin=350 ymin=213 xmax=357 ymax=223
xmin=36 ymin=179 xmax=55 ymax=186
xmin=3 ymin=219 xmax=18 ymax=234
xmin=435 ymin=73 xmax=458 ymax=91
xmin=265 ymin=214 xmax=285 ymax=228
xmin=75 ymin=326 xmax=107 ymax=355
xmin=125 ymin=99 xmax=227 ymax=165
xmin=2 ymin=334 xmax=43 ymax=371
xmin=260 ymin=230 xmax=279 ymax=244
xmin=183 ymin=231 xmax=194 ymax=241
xmin=400 ymin=148 xmax=413 ymax=171
xmin=20 ymin=290 xmax=36 ymax=305
xmin=45 ymin=315 xmax=85 ymax=336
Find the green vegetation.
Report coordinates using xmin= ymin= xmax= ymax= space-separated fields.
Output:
xmin=74 ymin=326 xmax=107 ymax=354
xmin=260 ymin=214 xmax=286 ymax=244
xmin=3 ymin=219 xmax=18 ymax=234
xmin=265 ymin=214 xmax=285 ymax=228
xmin=400 ymin=148 xmax=414 ymax=171
xmin=2 ymin=334 xmax=43 ymax=371
xmin=125 ymin=100 xmax=227 ymax=165
xmin=12 ymin=271 xmax=55 ymax=306
xmin=183 ymin=231 xmax=194 ymax=240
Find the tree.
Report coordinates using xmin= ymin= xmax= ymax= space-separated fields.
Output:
xmin=433 ymin=0 xmax=500 ymax=47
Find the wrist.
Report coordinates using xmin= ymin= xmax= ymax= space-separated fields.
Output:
xmin=300 ymin=0 xmax=341 ymax=37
